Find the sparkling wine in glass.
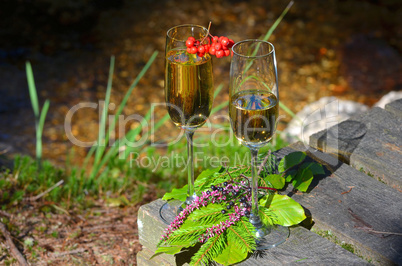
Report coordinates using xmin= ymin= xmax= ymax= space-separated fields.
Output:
xmin=160 ymin=24 xmax=214 ymax=224
xmin=229 ymin=39 xmax=289 ymax=249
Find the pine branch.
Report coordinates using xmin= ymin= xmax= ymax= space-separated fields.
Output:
xmin=191 ymin=234 xmax=225 ymax=266
xmin=189 ymin=204 xmax=226 ymax=225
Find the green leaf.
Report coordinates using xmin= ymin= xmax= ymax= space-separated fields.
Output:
xmin=195 ymin=167 xmax=223 ymax=192
xmin=162 ymin=167 xmax=223 ymax=202
xmin=293 ymin=168 xmax=313 ymax=192
xmin=259 ymin=206 xmax=277 ymax=226
xmin=214 ymin=239 xmax=247 ymax=265
xmin=264 ymin=174 xmax=285 ymax=189
xmin=291 ymin=161 xmax=324 ymax=192
xmin=152 ymin=245 xmax=184 ymax=258
xmin=163 ymin=186 xmax=187 ymax=202
xmin=278 ymin=152 xmax=306 ymax=173
xmin=214 ymin=218 xmax=256 ymax=265
xmin=285 ymin=169 xmax=297 ymax=182
xmin=303 ymin=161 xmax=325 ymax=176
xmin=264 ymin=194 xmax=306 ymax=226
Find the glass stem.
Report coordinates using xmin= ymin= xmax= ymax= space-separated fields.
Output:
xmin=185 ymin=130 xmax=196 ymax=205
xmin=249 ymin=147 xmax=263 ymax=228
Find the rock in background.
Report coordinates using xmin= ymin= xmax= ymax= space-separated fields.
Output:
xmin=283 ymin=91 xmax=402 ymax=144
xmin=283 ymin=96 xmax=369 ymax=144
xmin=373 ymin=91 xmax=402 ymax=108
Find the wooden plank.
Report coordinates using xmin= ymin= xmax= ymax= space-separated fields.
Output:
xmin=309 ymin=105 xmax=402 ymax=191
xmin=137 ymin=199 xmax=368 ymax=265
xmin=275 ymin=142 xmax=402 ymax=265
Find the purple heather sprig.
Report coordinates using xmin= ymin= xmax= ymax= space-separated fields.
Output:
xmin=161 ymin=180 xmax=252 ymax=243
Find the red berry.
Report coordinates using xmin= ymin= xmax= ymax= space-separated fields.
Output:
xmin=224 ymin=49 xmax=230 ymax=57
xmin=219 ymin=36 xmax=225 ymax=42
xmin=187 ymin=47 xmax=192 ymax=54
xmin=197 ymin=52 xmax=205 ymax=57
xmin=209 ymin=47 xmax=216 ymax=55
xmin=214 ymin=43 xmax=222 ymax=51
xmin=228 ymin=39 xmax=235 ymax=47
xmin=188 ymin=37 xmax=195 ymax=42
xmin=198 ymin=46 xmax=205 ymax=54
xmin=190 ymin=46 xmax=197 ymax=54
xmin=194 ymin=40 xmax=200 ymax=46
xmin=212 ymin=36 xmax=219 ymax=43
xmin=221 ymin=37 xmax=229 ymax=47
xmin=216 ymin=50 xmax=224 ymax=58
xmin=186 ymin=39 xmax=194 ymax=48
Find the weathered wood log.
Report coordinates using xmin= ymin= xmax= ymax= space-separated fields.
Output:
xmin=275 ymin=142 xmax=402 ymax=265
xmin=137 ymin=199 xmax=368 ymax=265
xmin=309 ymin=102 xmax=402 ymax=191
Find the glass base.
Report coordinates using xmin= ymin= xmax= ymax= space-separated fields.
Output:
xmin=255 ymin=224 xmax=289 ymax=250
xmin=159 ymin=199 xmax=184 ymax=225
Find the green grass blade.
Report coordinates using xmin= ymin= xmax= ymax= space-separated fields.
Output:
xmin=26 ymin=61 xmax=39 ymax=119
xmin=279 ymin=101 xmax=299 ymax=120
xmin=92 ymin=56 xmax=115 ymax=170
xmin=211 ymin=101 xmax=228 ymax=115
xmin=103 ymin=51 xmax=159 ymax=154
xmin=262 ymin=1 xmax=294 ymax=42
xmin=36 ymin=100 xmax=50 ymax=162
xmin=82 ymin=144 xmax=97 ymax=174
xmin=111 ymin=51 xmax=158 ymax=129
xmin=152 ymin=113 xmax=170 ymax=132
xmin=242 ymin=1 xmax=294 ymax=73
xmin=213 ymin=84 xmax=224 ymax=99
xmin=88 ymin=52 xmax=158 ymax=179
xmin=91 ymin=109 xmax=152 ymax=177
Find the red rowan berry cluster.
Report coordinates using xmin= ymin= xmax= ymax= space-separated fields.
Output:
xmin=186 ymin=35 xmax=234 ymax=58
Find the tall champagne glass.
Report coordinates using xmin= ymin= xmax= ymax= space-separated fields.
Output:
xmin=160 ymin=25 xmax=214 ymax=223
xmin=229 ymin=40 xmax=289 ymax=249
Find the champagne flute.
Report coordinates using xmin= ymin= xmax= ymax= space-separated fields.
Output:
xmin=229 ymin=40 xmax=289 ymax=249
xmin=160 ymin=25 xmax=214 ymax=224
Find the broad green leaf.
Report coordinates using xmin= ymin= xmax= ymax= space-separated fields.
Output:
xmin=191 ymin=234 xmax=225 ymax=266
xmin=195 ymin=167 xmax=223 ymax=192
xmin=214 ymin=229 xmax=249 ymax=265
xmin=259 ymin=206 xmax=277 ymax=226
xmin=162 ymin=186 xmax=187 ymax=201
xmin=152 ymin=245 xmax=183 ymax=257
xmin=285 ymin=169 xmax=297 ymax=182
xmin=162 ymin=167 xmax=223 ymax=201
xmin=291 ymin=161 xmax=325 ymax=192
xmin=302 ymin=161 xmax=325 ymax=176
xmin=278 ymin=152 xmax=306 ymax=173
xmin=266 ymin=194 xmax=306 ymax=226
xmin=195 ymin=167 xmax=223 ymax=182
xmin=293 ymin=168 xmax=313 ymax=192
xmin=264 ymin=174 xmax=285 ymax=189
